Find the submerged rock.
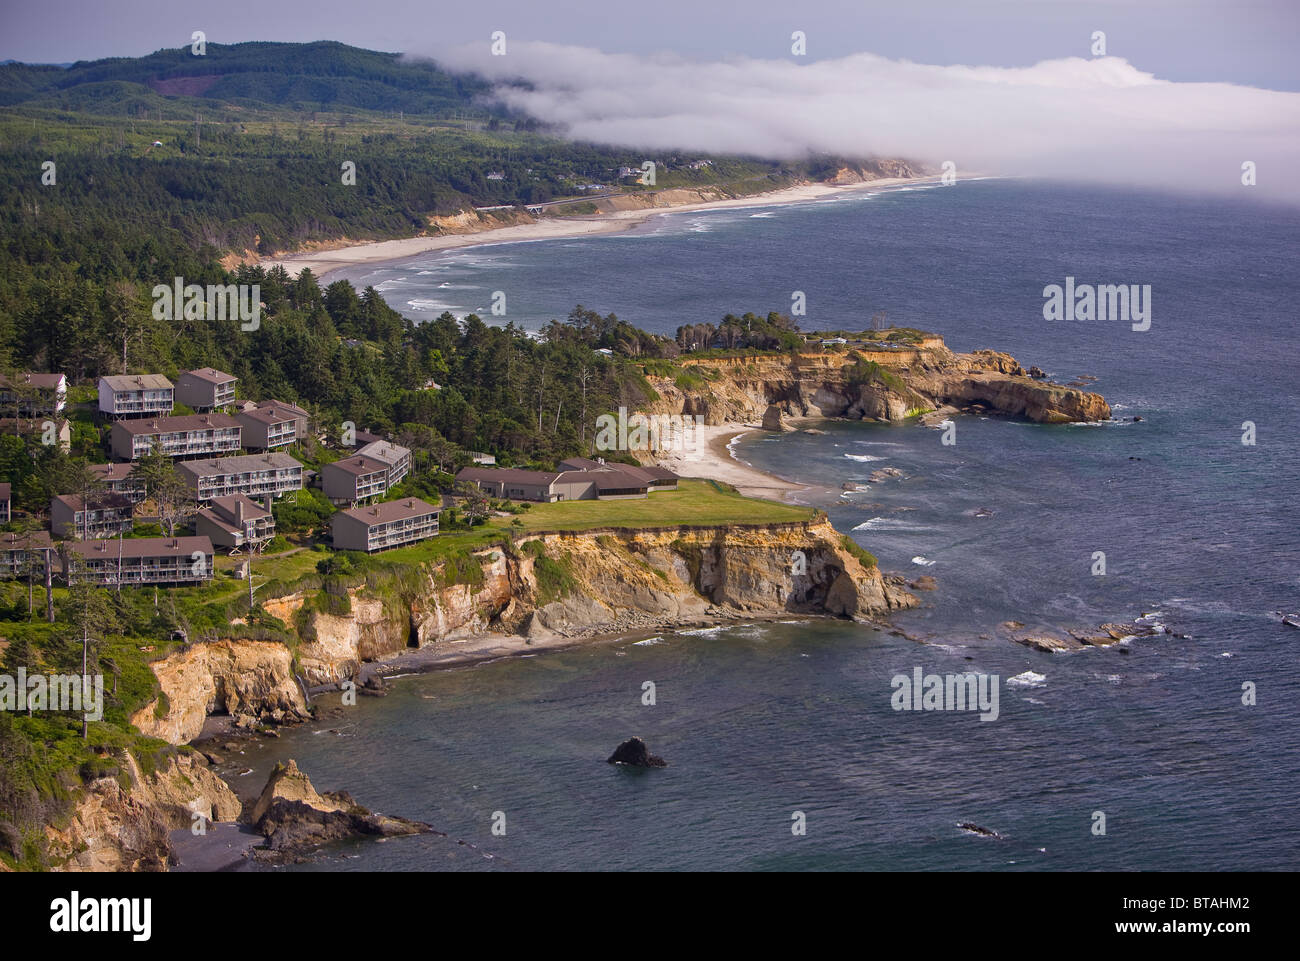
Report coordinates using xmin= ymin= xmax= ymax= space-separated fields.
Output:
xmin=607 ymin=737 xmax=667 ymax=768
xmin=957 ymin=821 xmax=1006 ymax=839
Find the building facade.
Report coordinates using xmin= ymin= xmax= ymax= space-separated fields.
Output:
xmin=175 ymin=367 xmax=237 ymax=411
xmin=110 ymin=413 xmax=242 ymax=460
xmin=63 ymin=536 xmax=215 ymax=586
xmin=98 ymin=374 xmax=174 ymax=418
xmin=330 ymin=498 xmax=441 ymax=552
xmin=178 ymin=453 xmax=304 ymax=502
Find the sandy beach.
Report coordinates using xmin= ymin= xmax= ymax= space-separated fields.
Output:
xmin=261 ymin=176 xmax=932 ymax=280
xmin=652 ymin=421 xmax=806 ymax=502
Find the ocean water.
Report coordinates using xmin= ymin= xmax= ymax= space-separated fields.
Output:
xmin=252 ymin=180 xmax=1299 ymax=871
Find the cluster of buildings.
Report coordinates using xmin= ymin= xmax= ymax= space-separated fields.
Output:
xmin=456 ymin=457 xmax=678 ymax=502
xmin=1 ymin=364 xmax=684 ymax=589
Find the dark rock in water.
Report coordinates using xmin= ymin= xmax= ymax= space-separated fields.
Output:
xmin=607 ymin=736 xmax=667 ymax=767
xmin=359 ymin=674 xmax=388 ymax=697
xmin=250 ymin=760 xmax=434 ymax=859
xmin=1027 ymin=366 xmax=1047 ymax=379
xmin=957 ymin=821 xmax=1005 ymax=840
xmin=1133 ymin=415 xmax=1143 ymax=422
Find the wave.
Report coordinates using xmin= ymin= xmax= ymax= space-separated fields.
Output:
xmin=1008 ymin=670 xmax=1047 ymax=688
xmin=911 ymin=556 xmax=937 ymax=566
xmin=853 ymin=517 xmax=932 ymax=533
xmin=843 ymin=453 xmax=883 ymax=462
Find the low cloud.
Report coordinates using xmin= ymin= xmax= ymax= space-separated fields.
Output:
xmin=416 ymin=42 xmax=1300 ymax=201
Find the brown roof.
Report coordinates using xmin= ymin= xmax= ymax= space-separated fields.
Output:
xmin=0 ymin=372 xmax=65 ymax=390
xmin=0 ymin=482 xmax=9 ymax=501
xmin=178 ymin=453 xmax=302 ymax=478
xmin=89 ymin=462 xmax=136 ymax=481
xmin=100 ymin=374 xmax=173 ymax=391
xmin=68 ymin=536 xmax=212 ymax=560
xmin=326 ymin=455 xmax=391 ymax=477
xmin=182 ymin=367 xmax=236 ymax=384
xmin=237 ymin=406 xmax=294 ymax=426
xmin=114 ymin=412 xmax=241 ymax=435
xmin=336 ymin=498 xmax=441 ymax=526
xmin=0 ymin=530 xmax=53 ymax=551
xmin=53 ymin=492 xmax=133 ymax=512
xmin=457 ymin=466 xmax=560 ymax=486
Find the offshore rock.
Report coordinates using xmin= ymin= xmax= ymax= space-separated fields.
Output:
xmin=607 ymin=737 xmax=667 ymax=767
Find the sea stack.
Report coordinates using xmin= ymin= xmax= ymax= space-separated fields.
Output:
xmin=607 ymin=737 xmax=667 ymax=767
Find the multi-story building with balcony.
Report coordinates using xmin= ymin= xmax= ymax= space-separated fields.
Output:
xmin=63 ymin=536 xmax=215 ymax=586
xmin=330 ymin=498 xmax=441 ymax=553
xmin=177 ymin=452 xmax=304 ymax=502
xmin=110 ymin=413 xmax=242 ymax=460
xmin=97 ymin=374 xmax=174 ymax=418
xmin=175 ymin=367 xmax=237 ymax=411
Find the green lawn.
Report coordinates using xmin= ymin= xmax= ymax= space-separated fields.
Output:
xmin=513 ymin=479 xmax=813 ymax=532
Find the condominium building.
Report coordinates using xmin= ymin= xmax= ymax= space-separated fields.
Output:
xmin=177 ymin=452 xmax=304 ymax=502
xmin=50 ymin=493 xmax=135 ymax=540
xmin=330 ymin=498 xmax=441 ymax=553
xmin=321 ymin=454 xmax=391 ymax=505
xmin=0 ymin=531 xmax=54 ymax=579
xmin=355 ymin=440 xmax=412 ymax=487
xmin=63 ymin=536 xmax=215 ymax=586
xmin=88 ymin=463 xmax=148 ymax=503
xmin=0 ymin=372 xmax=67 ymax=416
xmin=236 ymin=405 xmax=297 ymax=450
xmin=98 ymin=374 xmax=174 ymax=417
xmin=175 ymin=367 xmax=237 ymax=411
xmin=110 ymin=413 xmax=242 ymax=460
xmin=195 ymin=494 xmax=276 ymax=552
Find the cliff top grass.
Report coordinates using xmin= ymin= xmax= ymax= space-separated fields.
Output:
xmin=512 ymin=479 xmax=812 ymax=532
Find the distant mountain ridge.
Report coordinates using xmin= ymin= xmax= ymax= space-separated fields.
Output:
xmin=0 ymin=41 xmax=496 ymax=117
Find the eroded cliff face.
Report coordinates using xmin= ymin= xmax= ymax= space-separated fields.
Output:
xmin=130 ymin=639 xmax=310 ymax=744
xmin=137 ymin=520 xmax=914 ymax=744
xmin=649 ymin=339 xmax=1110 ymax=426
xmin=45 ymin=751 xmax=240 ymax=872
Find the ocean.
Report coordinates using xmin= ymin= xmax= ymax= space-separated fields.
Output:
xmin=242 ymin=179 xmax=1298 ymax=871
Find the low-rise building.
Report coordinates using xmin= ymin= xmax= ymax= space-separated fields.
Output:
xmin=88 ymin=463 xmax=148 ymax=503
xmin=330 ymin=498 xmax=441 ymax=553
xmin=175 ymin=367 xmax=237 ymax=410
xmin=51 ymin=493 xmax=135 ymax=540
xmin=177 ymin=452 xmax=304 ymax=502
xmin=98 ymin=374 xmax=174 ymax=418
xmin=456 ymin=461 xmax=678 ymax=502
xmin=195 ymin=494 xmax=275 ymax=552
xmin=0 ymin=372 xmax=67 ymax=416
xmin=235 ymin=405 xmax=297 ymax=450
xmin=0 ymin=530 xmax=54 ymax=579
xmin=355 ymin=440 xmax=411 ymax=487
xmin=0 ymin=482 xmax=9 ymax=522
xmin=110 ymin=413 xmax=242 ymax=460
xmin=321 ymin=454 xmax=390 ymax=505
xmin=63 ymin=536 xmax=215 ymax=586
xmin=248 ymin=400 xmax=310 ymax=439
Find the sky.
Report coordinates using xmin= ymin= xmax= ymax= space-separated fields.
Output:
xmin=2 ymin=0 xmax=1297 ymax=92
xmin=3 ymin=0 xmax=1297 ymax=200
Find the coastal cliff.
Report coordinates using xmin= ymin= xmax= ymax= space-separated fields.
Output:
xmin=645 ymin=337 xmax=1110 ymax=426
xmin=44 ymin=751 xmax=240 ymax=872
xmin=132 ymin=518 xmax=915 ymax=745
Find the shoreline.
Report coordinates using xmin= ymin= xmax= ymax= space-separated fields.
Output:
xmin=260 ymin=175 xmax=937 ymax=281
xmin=653 ymin=421 xmax=808 ymax=502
